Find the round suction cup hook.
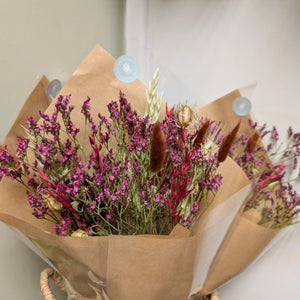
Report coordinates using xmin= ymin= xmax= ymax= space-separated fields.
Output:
xmin=46 ymin=79 xmax=62 ymax=100
xmin=232 ymin=96 xmax=252 ymax=116
xmin=113 ymin=55 xmax=140 ymax=83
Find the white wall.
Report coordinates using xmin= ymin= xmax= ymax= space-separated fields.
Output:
xmin=0 ymin=1 xmax=125 ymax=299
xmin=0 ymin=0 xmax=125 ymax=140
xmin=126 ymin=0 xmax=300 ymax=133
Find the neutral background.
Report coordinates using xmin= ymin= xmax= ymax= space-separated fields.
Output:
xmin=0 ymin=0 xmax=300 ymax=299
xmin=0 ymin=1 xmax=124 ymax=299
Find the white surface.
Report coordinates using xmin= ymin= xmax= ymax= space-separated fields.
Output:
xmin=125 ymin=0 xmax=300 ymax=299
xmin=0 ymin=1 xmax=124 ymax=299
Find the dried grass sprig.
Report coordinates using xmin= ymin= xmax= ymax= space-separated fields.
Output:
xmin=145 ymin=69 xmax=163 ymax=123
xmin=217 ymin=122 xmax=240 ymax=162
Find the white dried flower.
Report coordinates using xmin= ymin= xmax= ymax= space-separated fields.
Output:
xmin=178 ymin=105 xmax=192 ymax=127
xmin=71 ymin=229 xmax=89 ymax=237
xmin=44 ymin=195 xmax=63 ymax=211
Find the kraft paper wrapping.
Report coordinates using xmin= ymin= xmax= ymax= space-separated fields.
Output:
xmin=190 ymin=209 xmax=278 ymax=299
xmin=4 ymin=75 xmax=50 ymax=152
xmin=0 ymin=45 xmax=274 ymax=299
xmin=0 ymin=75 xmax=54 ymax=232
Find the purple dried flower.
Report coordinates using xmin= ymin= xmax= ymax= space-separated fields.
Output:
xmin=53 ymin=218 xmax=72 ymax=236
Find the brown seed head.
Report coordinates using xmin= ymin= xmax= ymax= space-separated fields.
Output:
xmin=217 ymin=122 xmax=240 ymax=163
xmin=150 ymin=122 xmax=166 ymax=173
xmin=193 ymin=120 xmax=210 ymax=148
xmin=246 ymin=131 xmax=260 ymax=153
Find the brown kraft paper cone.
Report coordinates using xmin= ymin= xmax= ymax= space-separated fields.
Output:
xmin=0 ymin=76 xmax=54 ymax=231
xmin=190 ymin=209 xmax=278 ymax=299
xmin=4 ymin=75 xmax=51 ymax=152
xmin=190 ymin=90 xmax=280 ymax=298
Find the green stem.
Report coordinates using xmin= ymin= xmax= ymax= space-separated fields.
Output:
xmin=149 ymin=175 xmax=157 ymax=234
xmin=97 ymin=213 xmax=120 ymax=233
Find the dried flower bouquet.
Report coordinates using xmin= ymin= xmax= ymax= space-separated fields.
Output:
xmin=0 ymin=86 xmax=238 ymax=237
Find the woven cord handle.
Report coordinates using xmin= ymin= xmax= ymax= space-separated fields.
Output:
xmin=40 ymin=268 xmax=66 ymax=300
